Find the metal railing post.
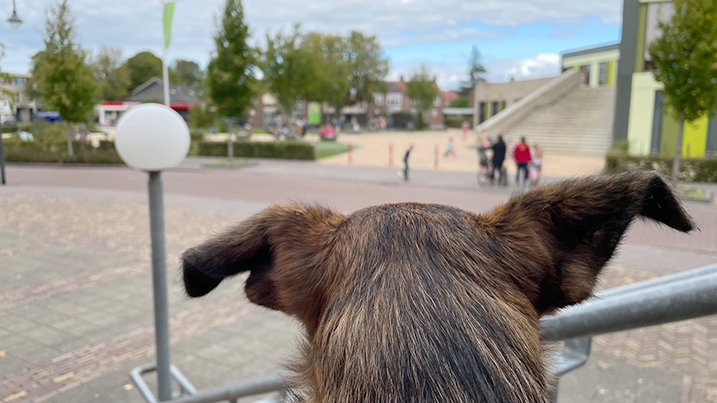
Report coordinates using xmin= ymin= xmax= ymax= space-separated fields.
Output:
xmin=148 ymin=171 xmax=172 ymax=401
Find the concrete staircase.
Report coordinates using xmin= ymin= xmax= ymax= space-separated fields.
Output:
xmin=502 ymin=86 xmax=615 ymax=154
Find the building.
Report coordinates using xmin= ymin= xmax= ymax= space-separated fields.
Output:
xmin=472 ymin=76 xmax=556 ymax=127
xmin=1 ymin=72 xmax=35 ymax=122
xmin=369 ymin=78 xmax=445 ymax=128
xmin=613 ymin=0 xmax=717 ymax=157
xmin=561 ymin=43 xmax=620 ymax=87
xmin=95 ymin=77 xmax=203 ymax=126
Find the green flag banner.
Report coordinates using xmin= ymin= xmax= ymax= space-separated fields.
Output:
xmin=163 ymin=2 xmax=175 ymax=49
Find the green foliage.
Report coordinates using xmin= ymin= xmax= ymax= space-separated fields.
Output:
xmin=172 ymin=59 xmax=204 ymax=89
xmin=125 ymin=51 xmax=163 ymax=91
xmin=468 ymin=46 xmax=487 ymax=88
xmin=444 ymin=116 xmax=470 ymax=128
xmin=262 ymin=25 xmax=318 ymax=117
xmin=406 ymin=64 xmax=440 ymax=113
xmin=648 ymin=0 xmax=717 ymax=122
xmin=449 ymin=98 xmax=470 ymax=108
xmin=300 ymin=31 xmax=389 ymax=112
xmin=193 ymin=141 xmax=315 ymax=160
xmin=415 ymin=113 xmax=427 ymax=130
xmin=3 ymin=138 xmax=122 ymax=164
xmin=216 ymin=118 xmax=229 ymax=133
xmin=0 ymin=122 xmax=32 ymax=134
xmin=610 ymin=139 xmax=630 ymax=154
xmin=92 ymin=46 xmax=131 ymax=101
xmin=30 ymin=0 xmax=98 ymax=123
xmin=344 ymin=31 xmax=390 ymax=105
xmin=605 ymin=152 xmax=717 ymax=183
xmin=207 ymin=0 xmax=257 ymax=119
xmin=188 ymin=105 xmax=214 ymax=128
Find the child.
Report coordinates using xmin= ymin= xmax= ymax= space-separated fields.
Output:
xmin=445 ymin=137 xmax=456 ymax=158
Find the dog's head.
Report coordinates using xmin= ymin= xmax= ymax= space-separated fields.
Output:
xmin=182 ymin=171 xmax=693 ymax=400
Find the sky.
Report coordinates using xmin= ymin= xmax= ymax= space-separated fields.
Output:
xmin=0 ymin=0 xmax=623 ymax=90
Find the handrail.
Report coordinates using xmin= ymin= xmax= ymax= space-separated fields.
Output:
xmin=475 ymin=69 xmax=579 ymax=137
xmin=171 ymin=372 xmax=289 ymax=403
xmin=542 ymin=270 xmax=717 ymax=342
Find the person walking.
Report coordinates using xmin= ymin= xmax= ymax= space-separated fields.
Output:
xmin=399 ymin=144 xmax=414 ymax=182
xmin=490 ymin=135 xmax=507 ymax=186
xmin=514 ymin=137 xmax=532 ymax=186
xmin=529 ymin=143 xmax=543 ymax=185
xmin=445 ymin=137 xmax=456 ymax=158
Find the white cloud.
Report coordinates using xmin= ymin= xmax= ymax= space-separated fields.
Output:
xmin=485 ymin=53 xmax=561 ymax=81
xmin=390 ymin=53 xmax=561 ymax=91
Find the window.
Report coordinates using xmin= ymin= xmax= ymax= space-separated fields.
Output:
xmin=387 ymin=93 xmax=403 ymax=105
xmin=491 ymin=101 xmax=498 ymax=116
xmin=599 ymin=63 xmax=607 ymax=85
xmin=478 ymin=102 xmax=486 ymax=123
xmin=433 ymin=96 xmax=442 ymax=107
xmin=373 ymin=93 xmax=384 ymax=106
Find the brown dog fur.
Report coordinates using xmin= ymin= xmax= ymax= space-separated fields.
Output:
xmin=182 ymin=171 xmax=694 ymax=402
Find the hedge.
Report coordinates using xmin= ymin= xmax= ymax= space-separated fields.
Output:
xmin=192 ymin=141 xmax=315 ymax=160
xmin=605 ymin=152 xmax=717 ymax=183
xmin=2 ymin=137 xmax=316 ymax=164
xmin=3 ymin=140 xmax=124 ymax=164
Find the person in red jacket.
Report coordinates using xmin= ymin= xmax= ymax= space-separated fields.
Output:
xmin=514 ymin=137 xmax=532 ymax=185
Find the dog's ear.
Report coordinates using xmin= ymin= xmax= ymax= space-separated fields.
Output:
xmin=490 ymin=171 xmax=694 ymax=314
xmin=182 ymin=204 xmax=345 ymax=315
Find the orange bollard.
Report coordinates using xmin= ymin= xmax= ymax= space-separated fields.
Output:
xmin=434 ymin=144 xmax=439 ymax=169
xmin=348 ymin=143 xmax=353 ymax=165
xmin=389 ymin=143 xmax=394 ymax=167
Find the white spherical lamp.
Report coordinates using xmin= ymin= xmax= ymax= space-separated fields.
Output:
xmin=115 ymin=103 xmax=190 ymax=171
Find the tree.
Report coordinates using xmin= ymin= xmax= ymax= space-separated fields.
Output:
xmin=301 ymin=32 xmax=350 ymax=119
xmin=649 ymin=0 xmax=717 ymax=185
xmin=206 ymin=0 xmax=257 ymax=120
xmin=300 ymin=31 xmax=388 ymax=119
xmin=172 ymin=59 xmax=204 ymax=89
xmin=125 ymin=51 xmax=163 ymax=91
xmin=92 ymin=46 xmax=131 ymax=101
xmin=450 ymin=98 xmax=470 ymax=108
xmin=0 ymin=43 xmax=12 ymax=101
xmin=344 ymin=31 xmax=390 ymax=106
xmin=30 ymin=0 xmax=98 ymax=157
xmin=262 ymin=25 xmax=318 ymax=118
xmin=406 ymin=64 xmax=440 ymax=129
xmin=468 ymin=46 xmax=487 ymax=88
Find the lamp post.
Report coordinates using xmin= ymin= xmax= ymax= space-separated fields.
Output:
xmin=115 ymin=103 xmax=190 ymax=401
xmin=7 ymin=0 xmax=22 ymax=28
xmin=1 ymin=0 xmax=23 ymax=186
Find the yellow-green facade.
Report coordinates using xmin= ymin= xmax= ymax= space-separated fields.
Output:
xmin=623 ymin=0 xmax=717 ymax=157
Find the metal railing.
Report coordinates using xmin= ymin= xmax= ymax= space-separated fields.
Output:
xmin=544 ymin=263 xmax=717 ymax=401
xmin=134 ymin=263 xmax=717 ymax=403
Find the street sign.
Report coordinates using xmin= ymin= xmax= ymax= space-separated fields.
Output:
xmin=0 ymin=100 xmax=11 ymax=114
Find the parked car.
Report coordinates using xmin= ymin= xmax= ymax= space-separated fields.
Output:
xmin=34 ymin=111 xmax=61 ymax=122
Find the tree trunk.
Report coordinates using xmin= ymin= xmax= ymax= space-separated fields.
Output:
xmin=671 ymin=110 xmax=685 ymax=187
xmin=66 ymin=123 xmax=74 ymax=158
